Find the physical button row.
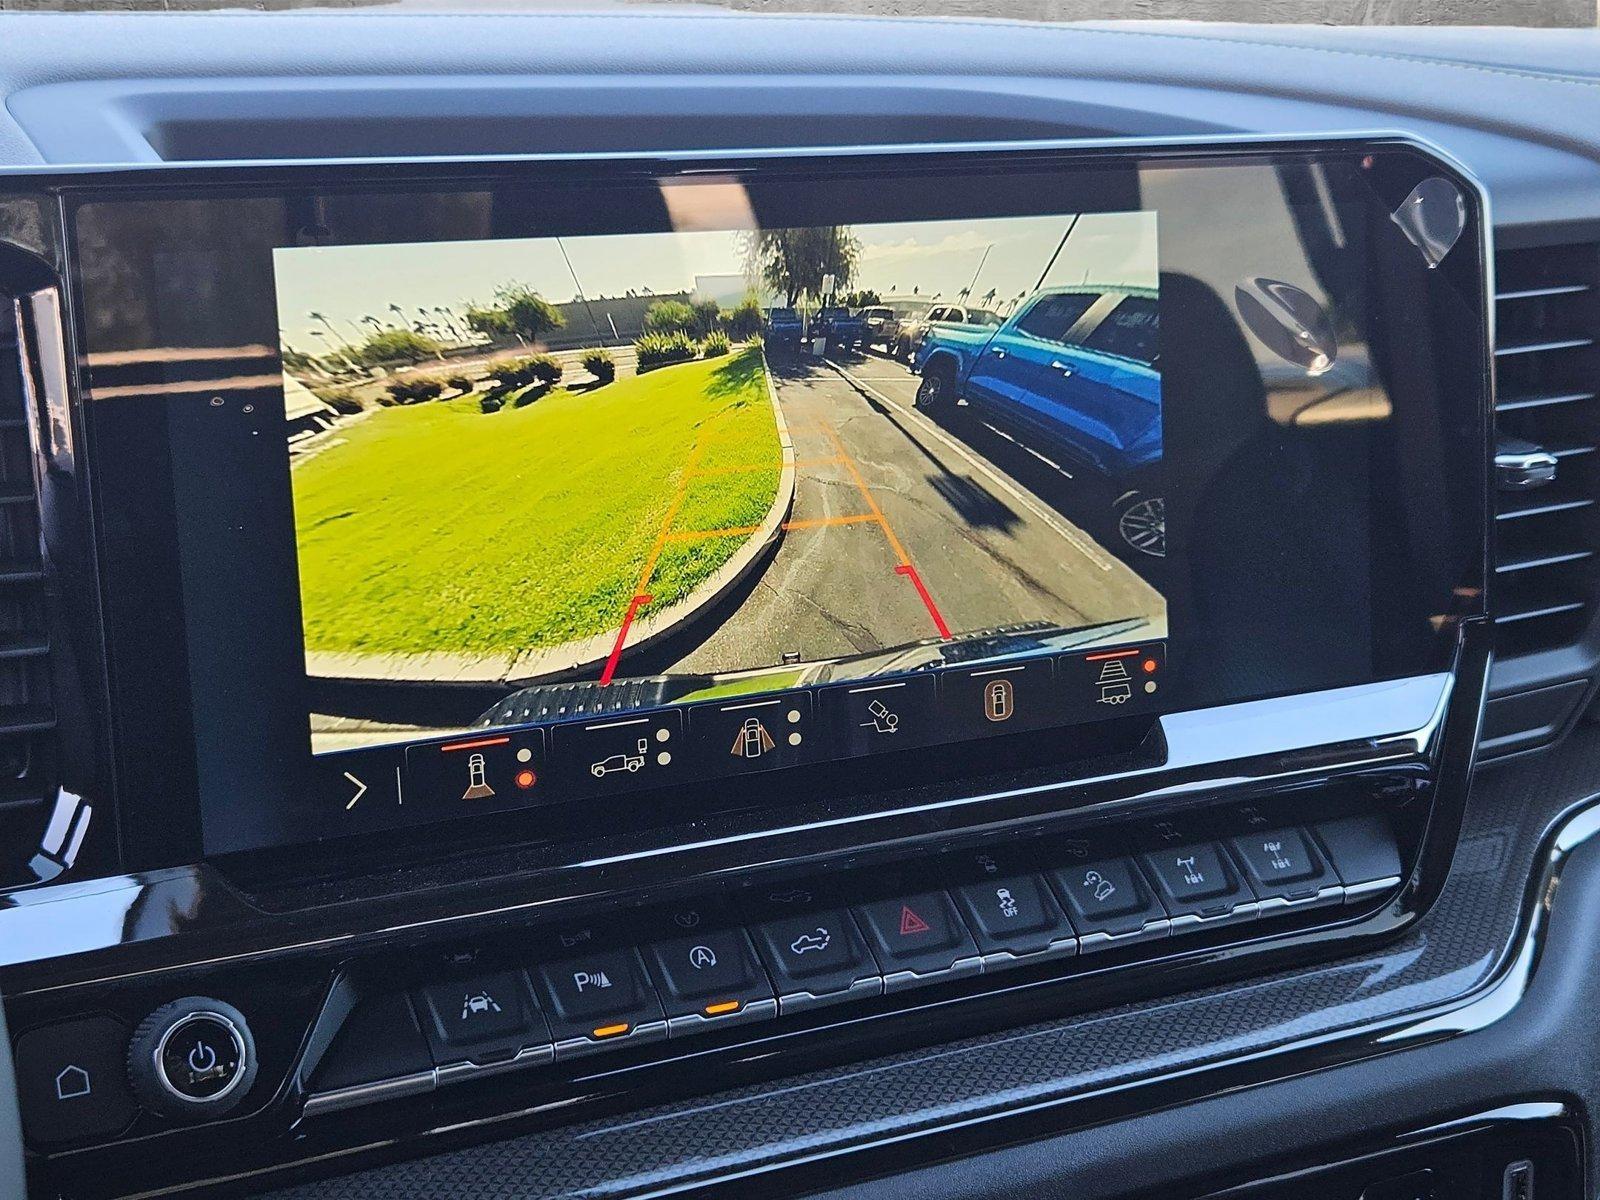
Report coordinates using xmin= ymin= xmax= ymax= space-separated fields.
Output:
xmin=305 ymin=815 xmax=1398 ymax=1115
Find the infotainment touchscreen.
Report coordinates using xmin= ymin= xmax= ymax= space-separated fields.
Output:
xmin=272 ymin=212 xmax=1166 ymax=770
xmin=44 ymin=139 xmax=1488 ymax=858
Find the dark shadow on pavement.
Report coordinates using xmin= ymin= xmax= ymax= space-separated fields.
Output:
xmin=925 ymin=473 xmax=1021 ymax=533
xmin=764 ymin=353 xmax=829 ymax=381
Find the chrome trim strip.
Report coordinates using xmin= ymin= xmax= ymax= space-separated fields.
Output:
xmin=775 ymin=976 xmax=884 ymax=1016
xmin=301 ymin=1070 xmax=436 ymax=1120
xmin=433 ymin=1043 xmax=555 ymax=1088
xmin=882 ymin=956 xmax=983 ymax=995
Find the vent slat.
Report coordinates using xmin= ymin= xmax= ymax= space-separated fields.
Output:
xmin=1494 ymin=335 xmax=1594 ymax=359
xmin=1497 ymin=597 xmax=1588 ymax=625
xmin=0 ymin=704 xmax=55 ymax=735
xmin=1496 ymin=390 xmax=1595 ymax=413
xmin=1496 ymin=549 xmax=1595 ymax=574
xmin=0 ymin=633 xmax=49 ymax=660
xmin=1497 ymin=495 xmax=1594 ymax=521
xmin=1496 ymin=283 xmax=1592 ymax=301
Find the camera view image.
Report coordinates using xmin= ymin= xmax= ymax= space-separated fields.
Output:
xmin=274 ymin=211 xmax=1166 ymax=753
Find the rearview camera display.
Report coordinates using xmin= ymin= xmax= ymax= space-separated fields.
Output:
xmin=273 ymin=209 xmax=1166 ymax=800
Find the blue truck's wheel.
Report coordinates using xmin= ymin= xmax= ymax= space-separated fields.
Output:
xmin=915 ymin=368 xmax=955 ymax=414
xmin=1115 ymin=491 xmax=1166 ymax=558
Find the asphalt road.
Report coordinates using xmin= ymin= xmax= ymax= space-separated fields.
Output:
xmin=670 ymin=352 xmax=1163 ymax=676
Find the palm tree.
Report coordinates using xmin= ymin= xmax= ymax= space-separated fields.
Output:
xmin=308 ymin=311 xmax=340 ymax=343
xmin=309 ymin=329 xmax=358 ymax=374
xmin=309 ymin=311 xmax=360 ymax=361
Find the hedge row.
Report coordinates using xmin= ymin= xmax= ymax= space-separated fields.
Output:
xmin=633 ymin=330 xmax=739 ymax=369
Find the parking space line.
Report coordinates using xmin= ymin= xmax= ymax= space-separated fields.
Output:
xmin=819 ymin=419 xmax=912 ymax=566
xmin=633 ymin=437 xmax=706 ymax=596
xmin=818 ymin=417 xmax=951 ymax=641
xmin=783 ymin=514 xmax=879 ymax=531
xmin=664 ymin=513 xmax=878 ymax=543
xmin=826 ymin=359 xmax=1116 ymax=574
xmin=601 ymin=433 xmax=709 ymax=685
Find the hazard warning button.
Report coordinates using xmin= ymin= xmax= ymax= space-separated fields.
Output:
xmin=852 ymin=891 xmax=982 ymax=992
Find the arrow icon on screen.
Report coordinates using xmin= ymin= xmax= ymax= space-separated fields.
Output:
xmin=344 ymin=771 xmax=368 ymax=810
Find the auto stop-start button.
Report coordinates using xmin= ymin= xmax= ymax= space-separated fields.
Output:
xmin=128 ymin=997 xmax=257 ymax=1121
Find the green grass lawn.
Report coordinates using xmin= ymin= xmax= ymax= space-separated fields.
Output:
xmin=293 ymin=347 xmax=779 ymax=658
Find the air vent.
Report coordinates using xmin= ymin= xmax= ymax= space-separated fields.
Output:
xmin=1492 ymin=244 xmax=1600 ymax=660
xmin=0 ymin=295 xmax=63 ymax=890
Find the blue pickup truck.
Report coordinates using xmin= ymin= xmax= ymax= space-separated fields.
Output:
xmin=764 ymin=307 xmax=805 ymax=353
xmin=913 ymin=286 xmax=1163 ymax=557
xmin=809 ymin=306 xmax=867 ymax=351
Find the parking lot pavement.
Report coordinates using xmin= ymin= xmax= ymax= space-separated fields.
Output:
xmin=668 ymin=353 xmax=1163 ymax=676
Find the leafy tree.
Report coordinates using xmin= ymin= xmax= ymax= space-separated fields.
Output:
xmin=359 ymin=328 xmax=443 ymax=365
xmin=644 ymin=299 xmax=697 ymax=336
xmin=840 ymin=289 xmax=882 ymax=308
xmin=691 ymin=298 xmax=723 ymax=337
xmin=495 ymin=283 xmax=566 ymax=342
xmin=462 ymin=286 xmax=566 ymax=345
xmin=744 ymin=226 xmax=860 ymax=307
xmin=463 ymin=305 xmax=514 ymax=338
xmin=724 ymin=295 xmax=764 ymax=340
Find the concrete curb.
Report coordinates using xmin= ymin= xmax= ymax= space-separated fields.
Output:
xmin=305 ymin=349 xmax=795 ymax=688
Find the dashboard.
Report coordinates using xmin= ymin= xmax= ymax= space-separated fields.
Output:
xmin=0 ymin=12 xmax=1598 ymax=1200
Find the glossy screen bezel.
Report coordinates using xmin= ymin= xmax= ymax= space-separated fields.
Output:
xmin=7 ymin=133 xmax=1491 ymax=879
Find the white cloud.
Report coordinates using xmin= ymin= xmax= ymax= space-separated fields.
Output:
xmin=861 ymin=230 xmax=1017 ymax=267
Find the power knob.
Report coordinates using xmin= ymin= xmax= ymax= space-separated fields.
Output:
xmin=127 ymin=997 xmax=257 ymax=1121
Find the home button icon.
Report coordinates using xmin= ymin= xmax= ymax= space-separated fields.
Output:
xmin=54 ymin=1064 xmax=92 ymax=1101
xmin=14 ymin=1016 xmax=138 ymax=1145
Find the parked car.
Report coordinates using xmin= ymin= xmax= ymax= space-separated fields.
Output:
xmin=809 ymin=305 xmax=867 ymax=350
xmin=901 ymin=303 xmax=1003 ymax=363
xmin=914 ymin=286 xmax=1162 ymax=556
xmin=858 ymin=305 xmax=896 ymax=348
xmin=764 ymin=306 xmax=804 ymax=352
xmin=863 ymin=298 xmax=933 ymax=357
